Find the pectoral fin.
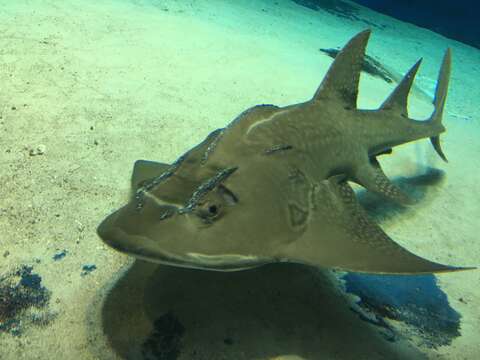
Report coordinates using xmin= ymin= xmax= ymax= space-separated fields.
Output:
xmin=281 ymin=178 xmax=471 ymax=274
xmin=131 ymin=160 xmax=171 ymax=190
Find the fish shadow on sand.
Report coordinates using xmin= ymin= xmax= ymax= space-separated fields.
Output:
xmin=357 ymin=166 xmax=445 ymax=223
xmin=89 ymin=169 xmax=449 ymax=360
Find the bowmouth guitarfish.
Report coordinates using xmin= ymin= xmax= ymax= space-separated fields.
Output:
xmin=98 ymin=30 xmax=474 ymax=274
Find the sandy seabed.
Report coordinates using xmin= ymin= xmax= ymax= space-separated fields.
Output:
xmin=0 ymin=0 xmax=479 ymax=359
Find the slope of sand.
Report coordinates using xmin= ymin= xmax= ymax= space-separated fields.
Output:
xmin=0 ymin=0 xmax=478 ymax=359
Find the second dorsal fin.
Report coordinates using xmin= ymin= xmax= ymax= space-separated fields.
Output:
xmin=380 ymin=58 xmax=422 ymax=116
xmin=313 ymin=29 xmax=371 ymax=109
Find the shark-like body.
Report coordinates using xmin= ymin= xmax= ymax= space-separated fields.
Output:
xmin=98 ymin=30 xmax=473 ymax=274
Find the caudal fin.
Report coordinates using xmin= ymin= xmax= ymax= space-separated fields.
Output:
xmin=429 ymin=48 xmax=452 ymax=162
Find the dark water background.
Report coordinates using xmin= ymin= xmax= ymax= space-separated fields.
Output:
xmin=353 ymin=0 xmax=479 ymax=49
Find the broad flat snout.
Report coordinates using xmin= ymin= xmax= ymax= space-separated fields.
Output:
xmin=97 ymin=194 xmax=181 ymax=254
xmin=96 ymin=203 xmax=147 ymax=254
xmin=97 ymin=200 xmax=268 ymax=270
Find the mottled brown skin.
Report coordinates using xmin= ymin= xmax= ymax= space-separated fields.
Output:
xmin=97 ymin=30 xmax=474 ymax=274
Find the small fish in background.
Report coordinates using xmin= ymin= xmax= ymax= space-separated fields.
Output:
xmin=97 ymin=30 xmax=475 ymax=275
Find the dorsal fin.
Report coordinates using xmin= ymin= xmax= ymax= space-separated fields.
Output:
xmin=313 ymin=29 xmax=371 ymax=109
xmin=380 ymin=58 xmax=422 ymax=116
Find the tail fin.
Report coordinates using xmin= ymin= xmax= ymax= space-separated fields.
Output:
xmin=430 ymin=49 xmax=452 ymax=162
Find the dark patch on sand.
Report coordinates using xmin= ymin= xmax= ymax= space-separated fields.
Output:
xmin=320 ymin=47 xmax=394 ymax=83
xmin=292 ymin=0 xmax=383 ymax=27
xmin=0 ymin=265 xmax=54 ymax=335
xmin=293 ymin=0 xmax=358 ymax=17
xmin=343 ymin=273 xmax=461 ymax=348
xmin=142 ymin=311 xmax=186 ymax=360
xmin=53 ymin=250 xmax=67 ymax=261
xmin=81 ymin=264 xmax=97 ymax=276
